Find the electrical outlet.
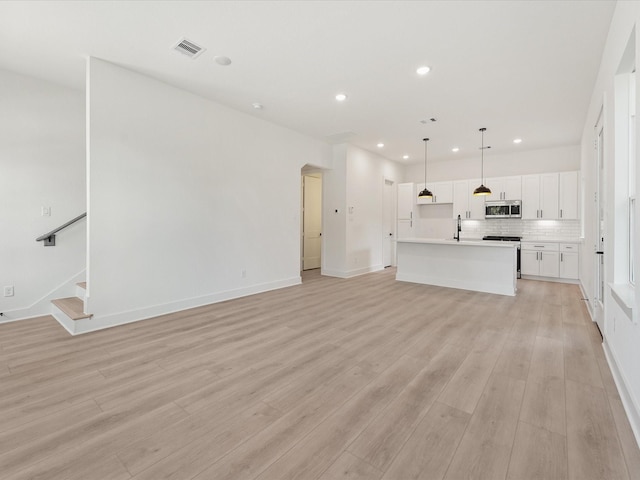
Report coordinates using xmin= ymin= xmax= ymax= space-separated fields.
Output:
xmin=41 ymin=206 xmax=51 ymax=216
xmin=3 ymin=286 xmax=14 ymax=297
xmin=241 ymin=269 xmax=247 ymax=278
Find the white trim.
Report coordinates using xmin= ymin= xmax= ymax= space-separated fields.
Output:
xmin=580 ymin=280 xmax=596 ymax=321
xmin=52 ymin=311 xmax=77 ymax=335
xmin=321 ymin=265 xmax=384 ymax=279
xmin=603 ymin=340 xmax=640 ymax=449
xmin=62 ymin=276 xmax=302 ymax=335
xmin=0 ymin=270 xmax=85 ymax=324
xmin=609 ymin=282 xmax=635 ymax=320
xmin=520 ymin=274 xmax=579 ymax=284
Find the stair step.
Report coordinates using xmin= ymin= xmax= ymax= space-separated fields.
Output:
xmin=76 ymin=282 xmax=87 ymax=290
xmin=52 ymin=297 xmax=92 ymax=321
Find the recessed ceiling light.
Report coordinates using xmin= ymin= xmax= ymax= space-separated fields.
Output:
xmin=377 ymin=143 xmax=384 ymax=148
xmin=335 ymin=93 xmax=347 ymax=102
xmin=403 ymin=155 xmax=409 ymax=159
xmin=214 ymin=55 xmax=232 ymax=66
xmin=513 ymin=138 xmax=523 ymax=144
xmin=416 ymin=66 xmax=431 ymax=75
xmin=452 ymin=147 xmax=460 ymax=152
xmin=252 ymin=103 xmax=263 ymax=110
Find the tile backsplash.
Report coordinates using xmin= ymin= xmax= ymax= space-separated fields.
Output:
xmin=459 ymin=218 xmax=581 ymax=240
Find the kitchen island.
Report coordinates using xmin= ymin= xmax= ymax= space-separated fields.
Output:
xmin=396 ymin=238 xmax=517 ymax=296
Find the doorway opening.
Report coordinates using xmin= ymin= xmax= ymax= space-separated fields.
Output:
xmin=301 ymin=167 xmax=323 ymax=273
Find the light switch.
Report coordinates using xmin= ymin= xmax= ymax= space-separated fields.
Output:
xmin=41 ymin=206 xmax=51 ymax=216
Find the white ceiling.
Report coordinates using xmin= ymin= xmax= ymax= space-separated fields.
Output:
xmin=0 ymin=0 xmax=615 ymax=164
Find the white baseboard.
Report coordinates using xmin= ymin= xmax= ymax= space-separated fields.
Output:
xmin=0 ymin=270 xmax=86 ymax=324
xmin=579 ymin=280 xmax=595 ymax=321
xmin=520 ymin=274 xmax=579 ymax=284
xmin=322 ymin=265 xmax=384 ymax=279
xmin=67 ymin=276 xmax=302 ymax=335
xmin=603 ymin=340 xmax=640 ymax=449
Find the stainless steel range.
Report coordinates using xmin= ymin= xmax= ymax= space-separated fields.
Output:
xmin=482 ymin=235 xmax=522 ymax=278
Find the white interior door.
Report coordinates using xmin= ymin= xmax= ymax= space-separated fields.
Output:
xmin=383 ymin=179 xmax=394 ymax=267
xmin=595 ymin=117 xmax=605 ymax=331
xmin=302 ymin=175 xmax=322 ymax=270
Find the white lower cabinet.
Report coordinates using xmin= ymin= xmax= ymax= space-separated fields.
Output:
xmin=559 ymin=243 xmax=579 ymax=279
xmin=521 ymin=242 xmax=580 ymax=280
xmin=540 ymin=251 xmax=560 ymax=277
xmin=521 ymin=242 xmax=560 ymax=278
xmin=521 ymin=250 xmax=540 ymax=276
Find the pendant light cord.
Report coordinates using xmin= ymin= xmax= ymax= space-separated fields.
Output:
xmin=481 ymin=130 xmax=484 ymax=183
xmin=423 ymin=138 xmax=428 ymax=186
xmin=473 ymin=128 xmax=491 ymax=196
xmin=418 ymin=138 xmax=432 ymax=198
xmin=479 ymin=127 xmax=486 ymax=183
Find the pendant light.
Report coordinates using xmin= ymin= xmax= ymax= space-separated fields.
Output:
xmin=473 ymin=127 xmax=492 ymax=196
xmin=418 ymin=138 xmax=433 ymax=199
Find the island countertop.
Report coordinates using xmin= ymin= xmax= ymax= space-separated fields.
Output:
xmin=397 ymin=237 xmax=517 ymax=248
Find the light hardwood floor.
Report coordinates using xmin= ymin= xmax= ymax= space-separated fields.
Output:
xmin=1 ymin=268 xmax=639 ymax=479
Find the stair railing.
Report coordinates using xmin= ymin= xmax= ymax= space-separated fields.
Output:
xmin=36 ymin=212 xmax=86 ymax=246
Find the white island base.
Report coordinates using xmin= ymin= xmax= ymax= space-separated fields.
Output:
xmin=396 ymin=238 xmax=517 ymax=296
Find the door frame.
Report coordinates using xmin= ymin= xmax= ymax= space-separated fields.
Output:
xmin=594 ymin=108 xmax=605 ymax=330
xmin=301 ymin=167 xmax=324 ymax=273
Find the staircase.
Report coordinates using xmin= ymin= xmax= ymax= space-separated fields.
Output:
xmin=51 ymin=282 xmax=93 ymax=335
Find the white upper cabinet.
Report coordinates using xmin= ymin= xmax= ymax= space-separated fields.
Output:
xmin=559 ymin=171 xmax=579 ymax=219
xmin=522 ymin=173 xmax=559 ymax=219
xmin=504 ymin=176 xmax=523 ymax=200
xmin=431 ymin=181 xmax=453 ymax=204
xmin=416 ymin=181 xmax=453 ymax=204
xmin=397 ymin=183 xmax=414 ymax=220
xmin=522 ymin=175 xmax=541 ymax=219
xmin=453 ymin=181 xmax=468 ymax=218
xmin=484 ymin=178 xmax=502 ymax=201
xmin=405 ymin=170 xmax=578 ymax=222
xmin=453 ymin=179 xmax=484 ymax=219
xmin=485 ymin=176 xmax=522 ymax=201
xmin=540 ymin=173 xmax=560 ymax=220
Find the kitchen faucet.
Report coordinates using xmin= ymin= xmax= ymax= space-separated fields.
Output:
xmin=454 ymin=214 xmax=461 ymax=241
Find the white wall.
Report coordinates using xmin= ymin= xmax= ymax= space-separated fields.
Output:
xmin=86 ymin=58 xmax=331 ymax=326
xmin=0 ymin=69 xmax=86 ymax=322
xmin=403 ymin=144 xmax=580 ymax=183
xmin=579 ymin=0 xmax=640 ymax=445
xmin=322 ymin=144 xmax=348 ymax=274
xmin=323 ymin=144 xmax=403 ymax=277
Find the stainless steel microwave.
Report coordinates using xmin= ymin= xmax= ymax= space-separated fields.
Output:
xmin=485 ymin=200 xmax=522 ymax=219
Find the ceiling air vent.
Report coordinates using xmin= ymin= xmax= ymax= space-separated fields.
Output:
xmin=172 ymin=37 xmax=206 ymax=59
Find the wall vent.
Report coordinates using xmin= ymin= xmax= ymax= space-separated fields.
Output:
xmin=172 ymin=37 xmax=206 ymax=59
